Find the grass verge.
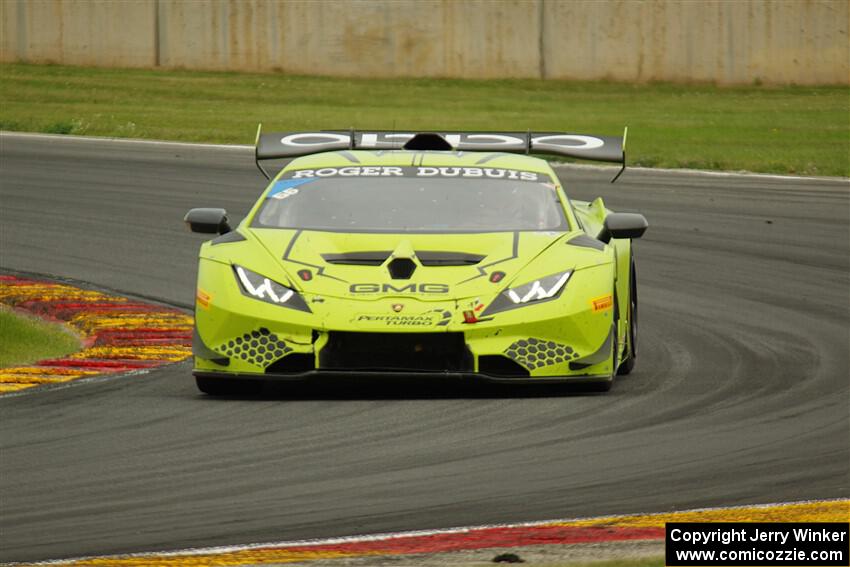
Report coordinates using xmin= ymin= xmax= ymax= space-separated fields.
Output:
xmin=1 ymin=63 xmax=848 ymax=176
xmin=0 ymin=307 xmax=81 ymax=367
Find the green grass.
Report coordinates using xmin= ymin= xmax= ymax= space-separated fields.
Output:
xmin=1 ymin=62 xmax=848 ymax=176
xmin=0 ymin=308 xmax=81 ymax=367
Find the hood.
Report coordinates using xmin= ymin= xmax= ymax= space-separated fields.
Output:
xmin=249 ymin=228 xmax=570 ymax=301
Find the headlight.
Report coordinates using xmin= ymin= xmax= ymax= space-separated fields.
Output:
xmin=482 ymin=270 xmax=572 ymax=315
xmin=233 ymin=265 xmax=311 ymax=312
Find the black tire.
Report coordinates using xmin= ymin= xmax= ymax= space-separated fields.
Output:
xmin=617 ymin=258 xmax=637 ymax=376
xmin=195 ymin=376 xmax=262 ymax=396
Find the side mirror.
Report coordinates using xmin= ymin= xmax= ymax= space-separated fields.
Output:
xmin=598 ymin=213 xmax=648 ymax=243
xmin=184 ymin=208 xmax=231 ymax=234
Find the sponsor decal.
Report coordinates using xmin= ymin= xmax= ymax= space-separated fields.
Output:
xmin=417 ymin=167 xmax=538 ymax=181
xmin=276 ymin=131 xmax=606 ymax=152
xmin=285 ymin=166 xmax=542 ymax=182
xmin=591 ymin=294 xmax=613 ymax=312
xmin=462 ymin=298 xmax=493 ymax=324
xmin=355 ymin=308 xmax=452 ymax=327
xmin=196 ymin=288 xmax=212 ymax=309
xmin=271 ymin=188 xmax=299 ymax=200
xmin=349 ymin=283 xmax=450 ymax=295
xmin=280 ymin=132 xmax=351 ymax=147
xmin=266 ymin=178 xmax=316 ymax=199
xmin=292 ymin=166 xmax=404 ymax=178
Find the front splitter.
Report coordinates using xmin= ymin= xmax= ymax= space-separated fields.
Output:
xmin=193 ymin=369 xmax=613 ymax=386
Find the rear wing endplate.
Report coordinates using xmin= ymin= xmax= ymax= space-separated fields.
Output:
xmin=255 ymin=126 xmax=628 ymax=183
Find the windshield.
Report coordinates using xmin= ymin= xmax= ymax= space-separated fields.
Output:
xmin=252 ymin=166 xmax=569 ymax=233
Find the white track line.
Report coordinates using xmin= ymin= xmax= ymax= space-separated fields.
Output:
xmin=0 ymin=131 xmax=251 ymax=152
xmin=2 ymin=131 xmax=847 ymax=183
xmin=16 ymin=498 xmax=848 ymax=566
xmin=552 ymin=161 xmax=849 ymax=183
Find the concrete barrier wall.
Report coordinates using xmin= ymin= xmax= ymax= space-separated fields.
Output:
xmin=2 ymin=0 xmax=847 ymax=85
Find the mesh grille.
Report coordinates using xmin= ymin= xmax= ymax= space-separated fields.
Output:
xmin=216 ymin=328 xmax=291 ymax=368
xmin=504 ymin=337 xmax=577 ymax=370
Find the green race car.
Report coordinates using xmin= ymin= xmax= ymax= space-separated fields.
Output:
xmin=186 ymin=130 xmax=647 ymax=394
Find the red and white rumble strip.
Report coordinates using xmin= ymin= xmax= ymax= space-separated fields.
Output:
xmin=14 ymin=499 xmax=848 ymax=566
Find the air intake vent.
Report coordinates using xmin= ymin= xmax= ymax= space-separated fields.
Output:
xmin=323 ymin=251 xmax=482 ymax=267
xmin=320 ymin=332 xmax=472 ymax=372
xmin=266 ymin=353 xmax=315 ymax=374
xmin=322 ymin=251 xmax=391 ymax=266
xmin=478 ymin=355 xmax=531 ymax=377
xmin=388 ymin=258 xmax=416 ymax=279
xmin=417 ymin=252 xmax=485 ymax=266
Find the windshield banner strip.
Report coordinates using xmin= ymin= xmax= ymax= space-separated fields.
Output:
xmin=280 ymin=166 xmax=550 ymax=182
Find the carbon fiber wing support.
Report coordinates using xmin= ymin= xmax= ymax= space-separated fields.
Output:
xmin=255 ymin=126 xmax=628 ymax=182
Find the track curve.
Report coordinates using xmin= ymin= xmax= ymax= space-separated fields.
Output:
xmin=1 ymin=133 xmax=847 ymax=562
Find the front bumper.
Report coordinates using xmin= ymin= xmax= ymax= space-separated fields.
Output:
xmin=193 ymin=259 xmax=617 ymax=380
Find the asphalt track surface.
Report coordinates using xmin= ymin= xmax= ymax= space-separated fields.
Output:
xmin=1 ymin=133 xmax=848 ymax=562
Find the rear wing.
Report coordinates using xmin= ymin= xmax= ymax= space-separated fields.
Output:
xmin=254 ymin=126 xmax=628 ymax=182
